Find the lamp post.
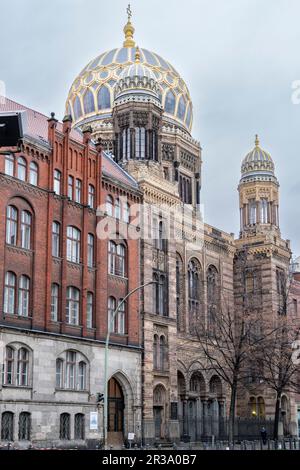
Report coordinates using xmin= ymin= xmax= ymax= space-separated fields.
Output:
xmin=103 ymin=280 xmax=156 ymax=449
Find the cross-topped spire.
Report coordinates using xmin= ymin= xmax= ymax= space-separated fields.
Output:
xmin=255 ymin=134 xmax=260 ymax=147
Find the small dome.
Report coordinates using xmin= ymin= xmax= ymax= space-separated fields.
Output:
xmin=114 ymin=49 xmax=162 ymax=105
xmin=241 ymin=135 xmax=277 ymax=183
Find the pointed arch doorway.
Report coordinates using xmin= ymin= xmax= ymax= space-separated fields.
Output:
xmin=108 ymin=377 xmax=125 ymax=446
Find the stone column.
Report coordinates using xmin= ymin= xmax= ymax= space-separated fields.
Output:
xmin=202 ymin=399 xmax=208 ymax=437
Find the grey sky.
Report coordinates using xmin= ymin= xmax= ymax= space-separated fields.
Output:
xmin=1 ymin=0 xmax=300 ymax=256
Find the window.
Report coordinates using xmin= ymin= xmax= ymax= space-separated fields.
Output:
xmin=207 ymin=266 xmax=219 ymax=330
xmin=60 ymin=413 xmax=70 ymax=440
xmin=53 ymin=169 xmax=61 ymax=195
xmin=117 ymin=299 xmax=125 ymax=335
xmin=5 ymin=346 xmax=14 ymax=385
xmin=20 ymin=211 xmax=32 ymax=249
xmin=68 ymin=175 xmax=74 ymax=199
xmin=86 ymin=292 xmax=93 ymax=329
xmin=108 ymin=241 xmax=116 ymax=274
xmin=75 ymin=179 xmax=82 ymax=203
xmin=1 ymin=412 xmax=14 ymax=441
xmin=158 ymin=275 xmax=165 ymax=315
xmin=74 ymin=413 xmax=85 ymax=440
xmin=177 ymin=96 xmax=186 ymax=120
xmin=18 ymin=275 xmax=30 ymax=317
xmin=188 ymin=259 xmax=200 ymax=333
xmin=56 ymin=358 xmax=63 ymax=388
xmin=17 ymin=157 xmax=26 ymax=181
xmin=116 ymin=244 xmax=126 ymax=277
xmin=74 ymin=96 xmax=82 ymax=120
xmin=153 ymin=272 xmax=167 ymax=316
xmin=67 ymin=226 xmax=81 ymax=263
xmin=66 ymin=351 xmax=76 ymax=389
xmin=106 ymin=195 xmax=113 ymax=216
xmin=88 ymin=184 xmax=95 ymax=208
xmin=153 ymin=335 xmax=159 ymax=369
xmin=135 ymin=127 xmax=146 ymax=159
xmin=51 ymin=284 xmax=59 ymax=322
xmin=123 ymin=202 xmax=130 ymax=223
xmin=108 ymin=296 xmax=116 ymax=333
xmin=52 ymin=221 xmax=60 ymax=257
xmin=4 ymin=271 xmax=16 ymax=314
xmin=179 ymin=174 xmax=192 ymax=204
xmin=260 ymin=198 xmax=268 ymax=224
xmin=78 ymin=362 xmax=86 ymax=390
xmin=115 ymin=198 xmax=121 ymax=219
xmin=108 ymin=242 xmax=126 ymax=277
xmin=29 ymin=162 xmax=38 ymax=186
xmin=18 ymin=412 xmax=31 ymax=440
xmin=6 ymin=205 xmax=18 ymax=245
xmin=176 ymin=254 xmax=183 ymax=330
xmin=249 ymin=199 xmax=257 ymax=225
xmin=66 ymin=287 xmax=80 ymax=325
xmin=160 ymin=336 xmax=167 ymax=371
xmin=5 ymin=154 xmax=14 ymax=176
xmin=122 ymin=128 xmax=131 ymax=159
xmin=17 ymin=348 xmax=29 ymax=386
xmin=87 ymin=234 xmax=94 ymax=268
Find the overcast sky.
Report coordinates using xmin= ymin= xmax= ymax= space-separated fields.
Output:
xmin=1 ymin=0 xmax=300 ymax=256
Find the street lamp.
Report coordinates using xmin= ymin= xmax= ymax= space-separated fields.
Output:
xmin=103 ymin=279 xmax=156 ymax=449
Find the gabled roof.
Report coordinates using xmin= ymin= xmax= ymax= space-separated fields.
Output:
xmin=0 ymin=96 xmax=138 ymax=189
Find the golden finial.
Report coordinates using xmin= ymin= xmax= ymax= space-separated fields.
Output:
xmin=255 ymin=134 xmax=260 ymax=147
xmin=123 ymin=4 xmax=135 ymax=48
xmin=135 ymin=46 xmax=141 ymax=63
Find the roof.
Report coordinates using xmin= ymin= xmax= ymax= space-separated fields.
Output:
xmin=0 ymin=96 xmax=138 ymax=190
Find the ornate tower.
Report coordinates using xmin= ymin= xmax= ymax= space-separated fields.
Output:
xmin=239 ymin=135 xmax=280 ymax=239
xmin=234 ymin=136 xmax=291 ymax=419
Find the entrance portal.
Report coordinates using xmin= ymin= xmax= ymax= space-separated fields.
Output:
xmin=108 ymin=377 xmax=124 ymax=447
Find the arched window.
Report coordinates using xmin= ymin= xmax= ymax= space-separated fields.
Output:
xmin=188 ymin=259 xmax=201 ymax=333
xmin=17 ymin=347 xmax=29 ymax=386
xmin=176 ymin=254 xmax=183 ymax=330
xmin=6 ymin=205 xmax=18 ymax=245
xmin=86 ymin=292 xmax=93 ymax=329
xmin=68 ymin=175 xmax=74 ymax=199
xmin=158 ymin=219 xmax=166 ymax=251
xmin=116 ymin=244 xmax=126 ymax=277
xmin=106 ymin=195 xmax=114 ymax=216
xmin=88 ymin=184 xmax=95 ymax=208
xmin=60 ymin=413 xmax=70 ymax=440
xmin=75 ymin=178 xmax=82 ymax=203
xmin=177 ymin=95 xmax=186 ymax=120
xmin=122 ymin=128 xmax=131 ymax=159
xmin=153 ymin=335 xmax=159 ymax=369
xmin=78 ymin=361 xmax=87 ymax=390
xmin=158 ymin=275 xmax=165 ymax=315
xmin=260 ymin=198 xmax=268 ymax=224
xmin=20 ymin=210 xmax=32 ymax=249
xmin=51 ymin=283 xmax=59 ymax=322
xmin=66 ymin=287 xmax=80 ymax=325
xmin=4 ymin=271 xmax=16 ymax=314
xmin=74 ymin=413 xmax=85 ymax=440
xmin=117 ymin=299 xmax=126 ymax=334
xmin=185 ymin=104 xmax=192 ymax=128
xmin=115 ymin=198 xmax=121 ymax=220
xmin=53 ymin=169 xmax=61 ymax=195
xmin=66 ymin=226 xmax=81 ymax=263
xmin=5 ymin=154 xmax=14 ymax=176
xmin=160 ymin=336 xmax=167 ymax=371
xmin=19 ymin=412 xmax=31 ymax=440
xmin=108 ymin=241 xmax=116 ymax=274
xmin=123 ymin=202 xmax=130 ymax=223
xmin=52 ymin=221 xmax=60 ymax=257
xmin=18 ymin=275 xmax=30 ymax=317
xmin=1 ymin=412 xmax=14 ymax=441
xmin=97 ymin=86 xmax=111 ymax=110
xmin=135 ymin=127 xmax=146 ymax=159
xmin=56 ymin=358 xmax=64 ymax=388
xmin=74 ymin=96 xmax=82 ymax=120
xmin=66 ymin=351 xmax=76 ymax=388
xmin=87 ymin=233 xmax=94 ymax=268
xmin=249 ymin=199 xmax=257 ymax=225
xmin=207 ymin=266 xmax=219 ymax=329
xmin=4 ymin=346 xmax=14 ymax=385
xmin=17 ymin=156 xmax=26 ymax=181
xmin=83 ymin=89 xmax=95 ymax=114
xmin=153 ymin=273 xmax=159 ymax=314
xmin=29 ymin=162 xmax=38 ymax=186
xmin=164 ymin=90 xmax=175 ymax=114
xmin=108 ymin=296 xmax=116 ymax=333
xmin=258 ymin=397 xmax=265 ymax=418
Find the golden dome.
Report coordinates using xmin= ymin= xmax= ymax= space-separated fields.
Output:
xmin=241 ymin=135 xmax=277 ymax=183
xmin=65 ymin=8 xmax=193 ymax=132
